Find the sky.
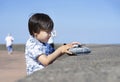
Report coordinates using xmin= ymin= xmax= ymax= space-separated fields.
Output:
xmin=0 ymin=0 xmax=120 ymax=44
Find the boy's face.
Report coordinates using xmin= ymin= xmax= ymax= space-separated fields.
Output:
xmin=35 ymin=30 xmax=51 ymax=43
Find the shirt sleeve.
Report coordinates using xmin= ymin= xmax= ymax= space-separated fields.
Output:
xmin=25 ymin=39 xmax=45 ymax=60
xmin=31 ymin=45 xmax=43 ymax=59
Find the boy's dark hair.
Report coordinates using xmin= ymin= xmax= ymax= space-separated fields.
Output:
xmin=28 ymin=13 xmax=54 ymax=36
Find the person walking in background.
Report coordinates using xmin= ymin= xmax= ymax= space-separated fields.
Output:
xmin=5 ymin=33 xmax=14 ymax=54
xmin=25 ymin=13 xmax=80 ymax=75
xmin=48 ymin=29 xmax=56 ymax=49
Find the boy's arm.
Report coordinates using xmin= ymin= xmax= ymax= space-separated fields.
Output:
xmin=37 ymin=42 xmax=80 ymax=66
xmin=37 ymin=48 xmax=62 ymax=66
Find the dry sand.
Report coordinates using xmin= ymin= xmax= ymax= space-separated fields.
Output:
xmin=1 ymin=44 xmax=120 ymax=82
xmin=0 ymin=50 xmax=26 ymax=82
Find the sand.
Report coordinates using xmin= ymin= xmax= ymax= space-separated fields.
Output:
xmin=1 ymin=44 xmax=120 ymax=82
xmin=0 ymin=50 xmax=26 ymax=82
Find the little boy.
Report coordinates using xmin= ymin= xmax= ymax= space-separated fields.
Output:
xmin=25 ymin=13 xmax=79 ymax=75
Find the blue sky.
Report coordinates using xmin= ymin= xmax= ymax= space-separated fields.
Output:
xmin=0 ymin=0 xmax=120 ymax=44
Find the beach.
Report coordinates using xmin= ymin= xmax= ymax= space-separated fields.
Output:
xmin=0 ymin=44 xmax=120 ymax=82
xmin=0 ymin=50 xmax=26 ymax=82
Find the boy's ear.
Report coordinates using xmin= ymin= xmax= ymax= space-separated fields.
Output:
xmin=34 ymin=33 xmax=37 ymax=37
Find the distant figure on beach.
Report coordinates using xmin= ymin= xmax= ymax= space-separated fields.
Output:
xmin=5 ymin=33 xmax=14 ymax=54
xmin=25 ymin=13 xmax=80 ymax=75
xmin=48 ymin=29 xmax=56 ymax=49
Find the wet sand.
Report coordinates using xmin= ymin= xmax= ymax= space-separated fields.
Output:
xmin=0 ymin=50 xmax=26 ymax=82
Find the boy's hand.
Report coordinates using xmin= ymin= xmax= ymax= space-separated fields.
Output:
xmin=60 ymin=42 xmax=80 ymax=54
